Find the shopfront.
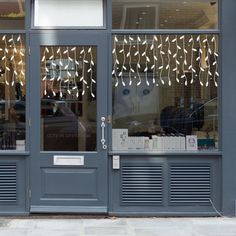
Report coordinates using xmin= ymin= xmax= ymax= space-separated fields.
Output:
xmin=0 ymin=0 xmax=235 ymax=216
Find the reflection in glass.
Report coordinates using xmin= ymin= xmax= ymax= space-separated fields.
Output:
xmin=0 ymin=0 xmax=25 ymax=29
xmin=40 ymin=46 xmax=97 ymax=151
xmin=112 ymin=34 xmax=219 ymax=151
xmin=112 ymin=0 xmax=218 ymax=29
xmin=0 ymin=34 xmax=26 ymax=150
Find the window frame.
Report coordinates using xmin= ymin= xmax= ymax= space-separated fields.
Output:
xmin=0 ymin=0 xmax=30 ymax=154
xmin=109 ymin=0 xmax=222 ymax=154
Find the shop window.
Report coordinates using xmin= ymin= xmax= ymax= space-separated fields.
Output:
xmin=112 ymin=34 xmax=219 ymax=151
xmin=0 ymin=0 xmax=25 ymax=29
xmin=112 ymin=0 xmax=218 ymax=29
xmin=34 ymin=0 xmax=104 ymax=27
xmin=40 ymin=46 xmax=97 ymax=151
xmin=0 ymin=34 xmax=26 ymax=150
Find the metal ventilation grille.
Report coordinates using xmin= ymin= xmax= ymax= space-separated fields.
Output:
xmin=170 ymin=165 xmax=211 ymax=205
xmin=0 ymin=164 xmax=17 ymax=203
xmin=121 ymin=165 xmax=163 ymax=205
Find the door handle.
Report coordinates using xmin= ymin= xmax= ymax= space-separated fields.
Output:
xmin=101 ymin=117 xmax=107 ymax=150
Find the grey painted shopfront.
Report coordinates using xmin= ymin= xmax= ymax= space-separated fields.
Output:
xmin=0 ymin=0 xmax=235 ymax=216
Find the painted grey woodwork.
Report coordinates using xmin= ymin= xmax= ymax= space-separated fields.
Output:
xmin=0 ymin=157 xmax=28 ymax=215
xmin=222 ymin=0 xmax=236 ymax=216
xmin=0 ymin=164 xmax=17 ymax=203
xmin=1 ymin=0 xmax=235 ymax=216
xmin=121 ymin=164 xmax=163 ymax=205
xmin=109 ymin=155 xmax=221 ymax=216
xmin=29 ymin=31 xmax=108 ymax=213
xmin=170 ymin=165 xmax=211 ymax=205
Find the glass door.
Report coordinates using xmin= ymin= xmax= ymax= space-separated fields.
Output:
xmin=29 ymin=31 xmax=108 ymax=213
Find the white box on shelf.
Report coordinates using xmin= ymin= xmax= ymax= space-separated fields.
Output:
xmin=163 ymin=136 xmax=170 ymax=151
xmin=136 ymin=137 xmax=145 ymax=150
xmin=144 ymin=137 xmax=150 ymax=150
xmin=168 ymin=136 xmax=174 ymax=151
xmin=175 ymin=137 xmax=181 ymax=151
xmin=112 ymin=129 xmax=128 ymax=151
xmin=186 ymin=135 xmax=198 ymax=151
xmin=149 ymin=139 xmax=153 ymax=150
xmin=180 ymin=136 xmax=186 ymax=150
xmin=170 ymin=137 xmax=176 ymax=151
xmin=16 ymin=140 xmax=25 ymax=151
xmin=152 ymin=135 xmax=158 ymax=150
xmin=128 ymin=137 xmax=136 ymax=150
xmin=157 ymin=136 xmax=163 ymax=151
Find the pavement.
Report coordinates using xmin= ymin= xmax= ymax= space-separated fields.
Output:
xmin=0 ymin=217 xmax=236 ymax=236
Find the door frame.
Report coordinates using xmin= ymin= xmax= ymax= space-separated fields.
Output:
xmin=29 ymin=30 xmax=109 ymax=213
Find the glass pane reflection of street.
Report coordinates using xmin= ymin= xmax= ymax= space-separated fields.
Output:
xmin=40 ymin=46 xmax=97 ymax=151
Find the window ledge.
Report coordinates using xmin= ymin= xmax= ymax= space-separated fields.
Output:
xmin=0 ymin=151 xmax=30 ymax=156
xmin=109 ymin=150 xmax=222 ymax=156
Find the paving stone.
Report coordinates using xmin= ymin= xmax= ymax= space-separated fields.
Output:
xmin=134 ymin=226 xmax=195 ymax=236
xmin=84 ymin=226 xmax=127 ymax=235
xmin=0 ymin=217 xmax=236 ymax=236
xmin=0 ymin=219 xmax=8 ymax=228
xmin=30 ymin=230 xmax=80 ymax=236
xmin=0 ymin=229 xmax=30 ymax=236
xmin=33 ymin=219 xmax=82 ymax=231
xmin=7 ymin=219 xmax=36 ymax=229
xmin=82 ymin=219 xmax=127 ymax=228
xmin=128 ymin=218 xmax=190 ymax=228
xmin=194 ymin=225 xmax=236 ymax=236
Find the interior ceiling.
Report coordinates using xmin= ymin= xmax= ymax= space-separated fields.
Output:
xmin=112 ymin=1 xmax=218 ymax=29
xmin=0 ymin=0 xmax=25 ymax=15
xmin=0 ymin=0 xmax=217 ymax=29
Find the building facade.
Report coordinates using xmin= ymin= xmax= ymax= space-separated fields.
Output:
xmin=0 ymin=0 xmax=235 ymax=216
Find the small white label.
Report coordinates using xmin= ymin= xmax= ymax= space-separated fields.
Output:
xmin=113 ymin=155 xmax=120 ymax=169
xmin=53 ymin=156 xmax=84 ymax=166
xmin=186 ymin=135 xmax=198 ymax=151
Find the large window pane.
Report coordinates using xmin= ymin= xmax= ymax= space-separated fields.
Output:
xmin=40 ymin=46 xmax=97 ymax=151
xmin=112 ymin=0 xmax=218 ymax=29
xmin=112 ymin=34 xmax=219 ymax=151
xmin=0 ymin=0 xmax=25 ymax=29
xmin=34 ymin=0 xmax=103 ymax=27
xmin=0 ymin=34 xmax=26 ymax=150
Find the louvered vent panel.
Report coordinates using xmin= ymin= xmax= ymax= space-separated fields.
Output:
xmin=0 ymin=164 xmax=17 ymax=203
xmin=170 ymin=165 xmax=211 ymax=205
xmin=121 ymin=165 xmax=163 ymax=205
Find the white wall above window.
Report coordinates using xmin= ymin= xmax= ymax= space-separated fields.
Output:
xmin=34 ymin=0 xmax=104 ymax=27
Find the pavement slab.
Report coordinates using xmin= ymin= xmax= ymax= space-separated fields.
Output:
xmin=0 ymin=217 xmax=236 ymax=236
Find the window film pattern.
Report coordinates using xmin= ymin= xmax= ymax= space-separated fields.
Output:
xmin=0 ymin=34 xmax=26 ymax=150
xmin=112 ymin=34 xmax=218 ymax=152
xmin=40 ymin=46 xmax=97 ymax=151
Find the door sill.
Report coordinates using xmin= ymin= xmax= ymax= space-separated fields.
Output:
xmin=30 ymin=205 xmax=107 ymax=213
